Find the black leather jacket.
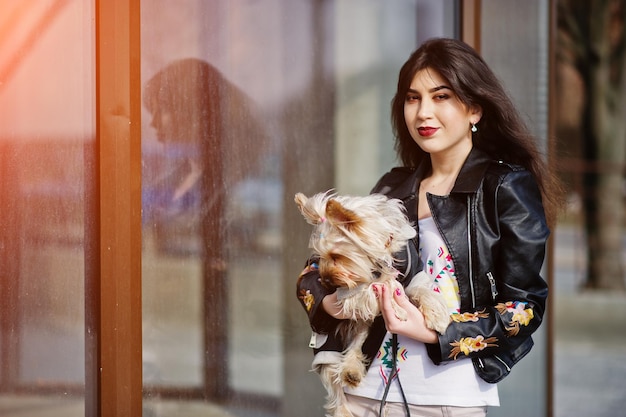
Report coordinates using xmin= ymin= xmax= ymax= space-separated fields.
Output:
xmin=297 ymin=147 xmax=550 ymax=383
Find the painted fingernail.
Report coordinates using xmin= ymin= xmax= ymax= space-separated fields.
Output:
xmin=395 ymin=288 xmax=402 ymax=297
xmin=373 ymin=285 xmax=379 ymax=297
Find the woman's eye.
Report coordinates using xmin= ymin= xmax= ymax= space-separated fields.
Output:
xmin=406 ymin=94 xmax=420 ymax=102
xmin=434 ymin=94 xmax=449 ymax=100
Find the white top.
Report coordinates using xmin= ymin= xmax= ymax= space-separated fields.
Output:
xmin=346 ymin=217 xmax=499 ymax=406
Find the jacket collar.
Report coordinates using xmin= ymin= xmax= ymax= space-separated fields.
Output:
xmin=451 ymin=147 xmax=491 ymax=193
xmin=387 ymin=147 xmax=492 ymax=201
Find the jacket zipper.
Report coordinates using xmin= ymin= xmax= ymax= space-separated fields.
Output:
xmin=467 ymin=195 xmax=498 ymax=303
xmin=486 ymin=271 xmax=498 ymax=300
xmin=466 ymin=186 xmax=510 ymax=377
xmin=495 ymin=355 xmax=511 ymax=372
xmin=476 ymin=355 xmax=511 ymax=372
xmin=467 ymin=195 xmax=476 ymax=308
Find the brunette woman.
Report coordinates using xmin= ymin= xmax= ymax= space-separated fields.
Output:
xmin=297 ymin=37 xmax=562 ymax=417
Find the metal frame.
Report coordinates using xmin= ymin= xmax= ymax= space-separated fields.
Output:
xmin=87 ymin=1 xmax=143 ymax=415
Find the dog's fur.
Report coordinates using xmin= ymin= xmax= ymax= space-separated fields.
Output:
xmin=295 ymin=191 xmax=450 ymax=417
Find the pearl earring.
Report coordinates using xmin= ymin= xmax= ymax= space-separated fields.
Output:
xmin=471 ymin=123 xmax=478 ymax=133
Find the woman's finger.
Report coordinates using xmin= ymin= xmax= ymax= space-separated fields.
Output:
xmin=379 ymin=283 xmax=401 ymax=324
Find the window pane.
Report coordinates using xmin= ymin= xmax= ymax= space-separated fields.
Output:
xmin=141 ymin=3 xmax=279 ymax=399
xmin=0 ymin=1 xmax=93 ymax=415
xmin=552 ymin=2 xmax=626 ymax=417
xmin=480 ymin=1 xmax=550 ymax=416
xmin=141 ymin=1 xmax=456 ymax=415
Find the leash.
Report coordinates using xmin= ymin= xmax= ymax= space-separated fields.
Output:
xmin=378 ymin=333 xmax=411 ymax=417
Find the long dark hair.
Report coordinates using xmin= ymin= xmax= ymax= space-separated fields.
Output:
xmin=143 ymin=58 xmax=225 ymax=146
xmin=143 ymin=58 xmax=269 ymax=184
xmin=391 ymin=37 xmax=563 ymax=222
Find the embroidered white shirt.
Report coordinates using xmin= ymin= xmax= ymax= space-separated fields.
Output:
xmin=346 ymin=217 xmax=499 ymax=407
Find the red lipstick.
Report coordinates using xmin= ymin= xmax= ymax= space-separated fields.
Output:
xmin=418 ymin=127 xmax=438 ymax=137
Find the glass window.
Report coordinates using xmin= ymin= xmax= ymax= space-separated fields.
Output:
xmin=480 ymin=1 xmax=551 ymax=416
xmin=0 ymin=1 xmax=93 ymax=415
xmin=552 ymin=2 xmax=626 ymax=417
xmin=141 ymin=1 xmax=456 ymax=415
xmin=2 ymin=1 xmax=554 ymax=416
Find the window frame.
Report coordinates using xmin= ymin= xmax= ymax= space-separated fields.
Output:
xmin=87 ymin=1 xmax=143 ymax=415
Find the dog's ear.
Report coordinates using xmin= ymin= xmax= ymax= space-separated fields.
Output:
xmin=294 ymin=192 xmax=321 ymax=224
xmin=294 ymin=192 xmax=307 ymax=210
xmin=326 ymin=198 xmax=361 ymax=231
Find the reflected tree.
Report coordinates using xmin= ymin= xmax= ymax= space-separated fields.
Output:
xmin=557 ymin=0 xmax=626 ymax=290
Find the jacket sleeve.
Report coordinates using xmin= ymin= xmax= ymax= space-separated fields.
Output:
xmin=427 ymin=169 xmax=549 ymax=365
xmin=296 ymin=257 xmax=343 ymax=334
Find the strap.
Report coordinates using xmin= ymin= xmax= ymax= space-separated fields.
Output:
xmin=361 ymin=316 xmax=386 ymax=368
xmin=362 ymin=240 xmax=423 ymax=368
xmin=378 ymin=333 xmax=411 ymax=417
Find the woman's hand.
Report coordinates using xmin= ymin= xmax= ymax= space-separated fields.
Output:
xmin=321 ymin=291 xmax=352 ymax=319
xmin=375 ymin=283 xmax=438 ymax=344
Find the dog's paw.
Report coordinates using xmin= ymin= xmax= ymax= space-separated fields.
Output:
xmin=421 ymin=295 xmax=451 ymax=334
xmin=341 ymin=361 xmax=367 ymax=388
xmin=340 ymin=359 xmax=366 ymax=388
xmin=424 ymin=311 xmax=450 ymax=334
xmin=342 ymin=370 xmax=362 ymax=388
xmin=407 ymin=286 xmax=451 ymax=334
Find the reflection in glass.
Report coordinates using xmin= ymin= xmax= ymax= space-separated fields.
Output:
xmin=480 ymin=2 xmax=551 ymax=416
xmin=141 ymin=56 xmax=277 ymax=401
xmin=140 ymin=1 xmax=459 ymax=416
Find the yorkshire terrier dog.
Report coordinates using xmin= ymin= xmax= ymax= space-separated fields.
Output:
xmin=295 ymin=191 xmax=450 ymax=417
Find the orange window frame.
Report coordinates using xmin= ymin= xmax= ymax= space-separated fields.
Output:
xmin=88 ymin=0 xmax=142 ymax=415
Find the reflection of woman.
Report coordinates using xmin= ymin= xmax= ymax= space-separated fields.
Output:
xmin=143 ymin=58 xmax=267 ymax=393
xmin=143 ymin=58 xmax=226 ymax=255
xmin=144 ymin=59 xmax=222 ymax=207
xmin=143 ymin=58 xmax=266 ymax=255
xmin=297 ymin=38 xmax=563 ymax=416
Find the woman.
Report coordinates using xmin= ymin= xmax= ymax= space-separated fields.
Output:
xmin=296 ymin=38 xmax=562 ymax=416
xmin=143 ymin=59 xmax=270 ymax=390
xmin=143 ymin=58 xmax=269 ymax=254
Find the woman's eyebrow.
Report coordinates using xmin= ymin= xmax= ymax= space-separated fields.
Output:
xmin=430 ymin=85 xmax=451 ymax=93
xmin=407 ymin=85 xmax=451 ymax=94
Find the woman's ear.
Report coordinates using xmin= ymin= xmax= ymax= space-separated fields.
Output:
xmin=470 ymin=105 xmax=483 ymax=125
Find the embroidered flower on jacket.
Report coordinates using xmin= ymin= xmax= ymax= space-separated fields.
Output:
xmin=449 ymin=335 xmax=499 ymax=360
xmin=496 ymin=301 xmax=534 ymax=336
xmin=299 ymin=289 xmax=315 ymax=312
xmin=451 ymin=309 xmax=489 ymax=323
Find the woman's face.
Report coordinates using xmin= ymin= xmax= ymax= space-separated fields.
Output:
xmin=404 ymin=68 xmax=480 ymax=158
xmin=149 ymin=105 xmax=177 ymax=144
